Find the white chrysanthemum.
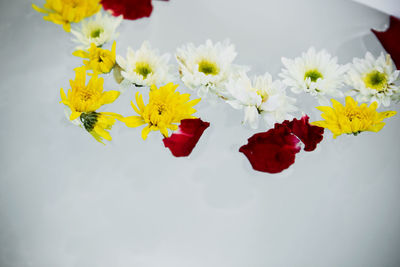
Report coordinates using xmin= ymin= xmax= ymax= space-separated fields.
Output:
xmin=176 ymin=39 xmax=247 ymax=98
xmin=225 ymin=72 xmax=297 ymax=129
xmin=71 ymin=12 xmax=122 ymax=50
xmin=279 ymin=47 xmax=348 ymax=105
xmin=345 ymin=52 xmax=400 ymax=107
xmin=116 ymin=41 xmax=175 ymax=87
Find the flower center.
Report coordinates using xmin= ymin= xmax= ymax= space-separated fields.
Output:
xmin=62 ymin=0 xmax=80 ymax=8
xmin=363 ymin=70 xmax=388 ymax=91
xmin=304 ymin=69 xmax=323 ymax=82
xmin=157 ymin=104 xmax=166 ymax=115
xmin=135 ymin=62 xmax=153 ymax=79
xmin=257 ymin=90 xmax=269 ymax=103
xmin=198 ymin=60 xmax=220 ymax=75
xmin=78 ymin=86 xmax=96 ymax=102
xmin=344 ymin=108 xmax=366 ymax=122
xmin=147 ymin=101 xmax=169 ymax=126
xmin=90 ymin=28 xmax=103 ymax=38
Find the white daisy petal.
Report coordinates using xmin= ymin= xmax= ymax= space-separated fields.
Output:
xmin=345 ymin=52 xmax=400 ymax=107
xmin=117 ymin=41 xmax=175 ymax=87
xmin=279 ymin=47 xmax=347 ymax=102
xmin=71 ymin=12 xmax=122 ymax=50
xmin=225 ymin=72 xmax=297 ymax=128
xmin=175 ymin=39 xmax=247 ymax=98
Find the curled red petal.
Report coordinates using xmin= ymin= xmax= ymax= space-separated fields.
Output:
xmin=101 ymin=0 xmax=153 ymax=20
xmin=282 ymin=115 xmax=324 ymax=152
xmin=372 ymin=16 xmax=400 ymax=69
xmin=239 ymin=123 xmax=301 ymax=173
xmin=163 ymin=118 xmax=210 ymax=157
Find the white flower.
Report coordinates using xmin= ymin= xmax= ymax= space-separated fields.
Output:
xmin=116 ymin=41 xmax=175 ymax=87
xmin=176 ymin=39 xmax=247 ymax=98
xmin=225 ymin=72 xmax=297 ymax=129
xmin=345 ymin=52 xmax=400 ymax=107
xmin=71 ymin=12 xmax=122 ymax=50
xmin=279 ymin=47 xmax=348 ymax=105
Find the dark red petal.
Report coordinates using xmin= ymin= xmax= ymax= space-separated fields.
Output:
xmin=239 ymin=123 xmax=301 ymax=173
xmin=163 ymin=118 xmax=210 ymax=157
xmin=372 ymin=16 xmax=400 ymax=69
xmin=101 ymin=0 xmax=153 ymax=20
xmin=282 ymin=115 xmax=324 ymax=152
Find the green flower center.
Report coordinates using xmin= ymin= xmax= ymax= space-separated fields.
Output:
xmin=80 ymin=112 xmax=99 ymax=132
xmin=363 ymin=70 xmax=388 ymax=91
xmin=135 ymin=62 xmax=153 ymax=79
xmin=198 ymin=60 xmax=220 ymax=75
xmin=250 ymin=88 xmax=268 ymax=102
xmin=304 ymin=69 xmax=323 ymax=82
xmin=90 ymin=28 xmax=103 ymax=38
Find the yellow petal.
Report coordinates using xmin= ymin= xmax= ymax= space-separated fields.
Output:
xmin=101 ymin=112 xmax=123 ymax=120
xmin=159 ymin=127 xmax=169 ymax=137
xmin=101 ymin=90 xmax=120 ymax=105
xmin=73 ymin=50 xmax=89 ymax=58
xmin=60 ymin=88 xmax=67 ymax=103
xmin=70 ymin=111 xmax=81 ymax=121
xmin=94 ymin=126 xmax=112 ymax=141
xmin=135 ymin=92 xmax=145 ymax=111
xmin=123 ymin=116 xmax=145 ymax=128
xmin=89 ymin=131 xmax=106 ymax=145
xmin=380 ymin=110 xmax=396 ymax=119
xmin=32 ymin=4 xmax=48 ymax=14
xmin=367 ymin=122 xmax=385 ymax=132
xmin=331 ymin=98 xmax=343 ymax=111
xmin=141 ymin=126 xmax=152 ymax=140
xmin=62 ymin=22 xmax=71 ymax=32
xmin=111 ymin=41 xmax=116 ymax=56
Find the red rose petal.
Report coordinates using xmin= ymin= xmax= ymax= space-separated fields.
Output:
xmin=101 ymin=0 xmax=154 ymax=20
xmin=163 ymin=118 xmax=210 ymax=157
xmin=239 ymin=124 xmax=301 ymax=173
xmin=372 ymin=16 xmax=400 ymax=69
xmin=282 ymin=115 xmax=324 ymax=152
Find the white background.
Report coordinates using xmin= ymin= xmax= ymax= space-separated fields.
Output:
xmin=1 ymin=0 xmax=400 ymax=266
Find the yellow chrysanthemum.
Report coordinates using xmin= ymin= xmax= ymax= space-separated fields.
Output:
xmin=32 ymin=0 xmax=101 ymax=32
xmin=312 ymin=96 xmax=396 ymax=138
xmin=80 ymin=111 xmax=122 ymax=144
xmin=122 ymin=83 xmax=201 ymax=140
xmin=73 ymin=41 xmax=116 ymax=74
xmin=60 ymin=67 xmax=120 ymax=120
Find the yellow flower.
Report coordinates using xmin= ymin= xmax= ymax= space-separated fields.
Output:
xmin=73 ymin=42 xmax=116 ymax=74
xmin=32 ymin=0 xmax=101 ymax=32
xmin=80 ymin=111 xmax=122 ymax=144
xmin=60 ymin=67 xmax=120 ymax=120
xmin=312 ymin=96 xmax=396 ymax=138
xmin=123 ymin=83 xmax=201 ymax=140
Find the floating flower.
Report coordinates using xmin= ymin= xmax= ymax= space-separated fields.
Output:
xmin=71 ymin=12 xmax=122 ymax=50
xmin=60 ymin=67 xmax=120 ymax=120
xmin=32 ymin=0 xmax=101 ymax=32
xmin=163 ymin=118 xmax=210 ymax=157
xmin=176 ymin=40 xmax=246 ymax=98
xmin=122 ymin=83 xmax=200 ymax=140
xmin=345 ymin=52 xmax=400 ymax=107
xmin=372 ymin=16 xmax=400 ymax=70
xmin=73 ymin=41 xmax=117 ymax=74
xmin=225 ymin=72 xmax=297 ymax=129
xmin=80 ymin=111 xmax=122 ymax=144
xmin=117 ymin=41 xmax=174 ymax=87
xmin=282 ymin=115 xmax=324 ymax=152
xmin=239 ymin=123 xmax=301 ymax=173
xmin=312 ymin=96 xmax=396 ymax=138
xmin=280 ymin=47 xmax=348 ymax=105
